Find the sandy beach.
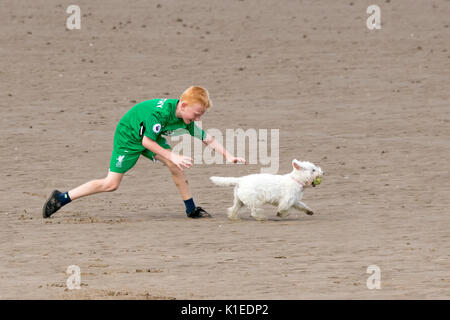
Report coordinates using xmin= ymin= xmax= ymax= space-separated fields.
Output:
xmin=1 ymin=0 xmax=449 ymax=299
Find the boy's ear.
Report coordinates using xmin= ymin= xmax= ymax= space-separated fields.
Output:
xmin=292 ymin=159 xmax=301 ymax=171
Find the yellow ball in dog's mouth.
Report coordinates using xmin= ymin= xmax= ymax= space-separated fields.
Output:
xmin=312 ymin=176 xmax=322 ymax=187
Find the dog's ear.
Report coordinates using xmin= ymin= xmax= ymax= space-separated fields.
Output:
xmin=292 ymin=159 xmax=301 ymax=171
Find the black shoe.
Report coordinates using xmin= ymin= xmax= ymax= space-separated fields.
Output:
xmin=187 ymin=207 xmax=212 ymax=219
xmin=43 ymin=189 xmax=62 ymax=218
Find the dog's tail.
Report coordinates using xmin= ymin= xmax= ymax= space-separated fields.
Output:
xmin=210 ymin=176 xmax=240 ymax=187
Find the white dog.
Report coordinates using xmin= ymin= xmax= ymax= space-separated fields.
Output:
xmin=210 ymin=159 xmax=323 ymax=220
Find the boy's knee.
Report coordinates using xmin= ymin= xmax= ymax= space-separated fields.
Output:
xmin=107 ymin=185 xmax=119 ymax=192
xmin=103 ymin=179 xmax=120 ymax=192
xmin=166 ymin=162 xmax=182 ymax=174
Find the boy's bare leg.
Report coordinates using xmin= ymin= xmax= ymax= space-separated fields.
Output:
xmin=68 ymin=171 xmax=124 ymax=201
xmin=154 ymin=154 xmax=211 ymax=218
xmin=43 ymin=171 xmax=124 ymax=218
xmin=154 ymin=154 xmax=191 ymax=200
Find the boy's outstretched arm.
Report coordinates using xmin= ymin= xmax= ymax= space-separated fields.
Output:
xmin=142 ymin=136 xmax=193 ymax=171
xmin=202 ymin=133 xmax=247 ymax=164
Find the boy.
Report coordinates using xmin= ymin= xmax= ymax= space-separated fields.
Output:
xmin=43 ymin=86 xmax=246 ymax=219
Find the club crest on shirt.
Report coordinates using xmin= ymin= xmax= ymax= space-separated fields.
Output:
xmin=153 ymin=123 xmax=162 ymax=134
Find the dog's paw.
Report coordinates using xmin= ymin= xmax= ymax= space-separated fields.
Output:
xmin=227 ymin=211 xmax=240 ymax=220
xmin=251 ymin=214 xmax=268 ymax=221
xmin=277 ymin=211 xmax=289 ymax=218
xmin=305 ymin=210 xmax=314 ymax=215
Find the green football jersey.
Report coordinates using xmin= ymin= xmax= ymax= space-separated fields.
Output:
xmin=113 ymin=98 xmax=206 ymax=152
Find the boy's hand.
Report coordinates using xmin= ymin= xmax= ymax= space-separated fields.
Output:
xmin=226 ymin=156 xmax=247 ymax=164
xmin=203 ymin=134 xmax=247 ymax=165
xmin=170 ymin=154 xmax=193 ymax=171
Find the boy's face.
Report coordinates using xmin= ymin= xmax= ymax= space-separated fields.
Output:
xmin=180 ymin=102 xmax=206 ymax=124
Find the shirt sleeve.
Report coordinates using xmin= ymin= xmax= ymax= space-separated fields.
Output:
xmin=187 ymin=122 xmax=206 ymax=140
xmin=143 ymin=115 xmax=165 ymax=141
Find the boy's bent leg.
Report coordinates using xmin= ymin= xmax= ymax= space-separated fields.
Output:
xmin=43 ymin=171 xmax=124 ymax=218
xmin=153 ymin=154 xmax=211 ymax=218
xmin=67 ymin=147 xmax=139 ymax=201
xmin=43 ymin=141 xmax=140 ymax=218
xmin=154 ymin=154 xmax=191 ymax=200
xmin=68 ymin=171 xmax=124 ymax=201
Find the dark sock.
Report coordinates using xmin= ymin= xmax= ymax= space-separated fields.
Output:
xmin=184 ymin=198 xmax=196 ymax=214
xmin=58 ymin=191 xmax=72 ymax=207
